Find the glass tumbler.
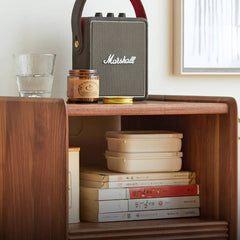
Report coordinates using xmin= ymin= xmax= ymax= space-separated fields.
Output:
xmin=14 ymin=53 xmax=56 ymax=97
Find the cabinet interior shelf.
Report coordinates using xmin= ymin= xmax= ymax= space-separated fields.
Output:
xmin=68 ymin=218 xmax=228 ymax=240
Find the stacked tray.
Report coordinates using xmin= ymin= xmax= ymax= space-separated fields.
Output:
xmin=105 ymin=131 xmax=183 ymax=173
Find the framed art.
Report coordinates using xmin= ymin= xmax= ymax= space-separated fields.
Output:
xmin=174 ymin=0 xmax=240 ymax=75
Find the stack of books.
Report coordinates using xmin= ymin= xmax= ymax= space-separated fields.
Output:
xmin=80 ymin=168 xmax=200 ymax=222
xmin=80 ymin=130 xmax=200 ymax=222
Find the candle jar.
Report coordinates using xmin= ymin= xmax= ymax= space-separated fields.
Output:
xmin=67 ymin=69 xmax=99 ymax=103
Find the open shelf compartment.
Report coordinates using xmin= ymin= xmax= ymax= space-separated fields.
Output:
xmin=67 ymin=96 xmax=238 ymax=240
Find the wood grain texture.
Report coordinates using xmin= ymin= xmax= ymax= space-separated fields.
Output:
xmin=121 ymin=95 xmax=238 ymax=240
xmin=0 ymin=97 xmax=68 ymax=240
xmin=69 ymin=218 xmax=228 ymax=239
xmin=218 ymin=97 xmax=238 ymax=240
xmin=69 ymin=232 xmax=228 ymax=240
xmin=0 ymin=95 xmax=236 ymax=240
xmin=67 ymin=100 xmax=228 ymax=116
xmin=67 ymin=95 xmax=237 ymax=240
xmin=69 ymin=218 xmax=228 ymax=232
xmin=149 ymin=95 xmax=238 ymax=240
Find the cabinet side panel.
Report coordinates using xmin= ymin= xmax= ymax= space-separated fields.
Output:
xmin=0 ymin=102 xmax=6 ymax=240
xmin=0 ymin=98 xmax=67 ymax=240
xmin=219 ymin=101 xmax=238 ymax=240
xmin=176 ymin=115 xmax=221 ymax=219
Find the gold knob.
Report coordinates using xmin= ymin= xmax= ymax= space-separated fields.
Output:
xmin=74 ymin=41 xmax=79 ymax=48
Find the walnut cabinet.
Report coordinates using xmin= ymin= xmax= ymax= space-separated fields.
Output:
xmin=0 ymin=95 xmax=238 ymax=240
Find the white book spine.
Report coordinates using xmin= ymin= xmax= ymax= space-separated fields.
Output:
xmin=98 ymin=200 xmax=128 ymax=213
xmin=98 ymin=208 xmax=200 ymax=222
xmin=90 ymin=196 xmax=200 ymax=213
xmin=98 ymin=188 xmax=128 ymax=200
xmin=128 ymin=196 xmax=200 ymax=211
xmin=68 ymin=150 xmax=80 ymax=223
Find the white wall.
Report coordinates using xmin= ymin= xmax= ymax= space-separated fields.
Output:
xmin=0 ymin=0 xmax=239 ymax=234
xmin=2 ymin=0 xmax=240 ymax=101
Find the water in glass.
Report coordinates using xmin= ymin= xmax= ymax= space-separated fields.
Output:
xmin=17 ymin=74 xmax=53 ymax=97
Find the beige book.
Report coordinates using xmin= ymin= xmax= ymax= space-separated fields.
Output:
xmin=81 ymin=208 xmax=200 ymax=223
xmin=68 ymin=148 xmax=80 ymax=224
xmin=80 ymin=196 xmax=200 ymax=213
xmin=80 ymin=178 xmax=196 ymax=189
xmin=81 ymin=186 xmax=129 ymax=200
xmin=80 ymin=167 xmax=196 ymax=182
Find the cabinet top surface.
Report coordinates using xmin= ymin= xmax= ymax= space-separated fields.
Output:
xmin=67 ymin=100 xmax=228 ymax=117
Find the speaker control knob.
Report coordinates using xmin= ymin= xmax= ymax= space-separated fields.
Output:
xmin=95 ymin=12 xmax=103 ymax=17
xmin=118 ymin=13 xmax=126 ymax=18
xmin=107 ymin=13 xmax=114 ymax=17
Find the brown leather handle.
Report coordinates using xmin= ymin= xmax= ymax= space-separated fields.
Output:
xmin=72 ymin=0 xmax=147 ymax=53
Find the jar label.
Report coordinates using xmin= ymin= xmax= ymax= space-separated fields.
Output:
xmin=68 ymin=78 xmax=99 ymax=99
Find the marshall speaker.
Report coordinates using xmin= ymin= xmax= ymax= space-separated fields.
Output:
xmin=72 ymin=0 xmax=148 ymax=100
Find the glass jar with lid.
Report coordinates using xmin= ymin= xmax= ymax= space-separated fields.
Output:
xmin=67 ymin=69 xmax=99 ymax=103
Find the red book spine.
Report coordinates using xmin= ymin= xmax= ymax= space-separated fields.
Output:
xmin=129 ymin=185 xmax=199 ymax=199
